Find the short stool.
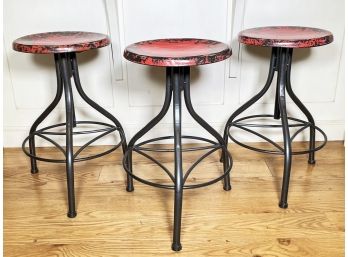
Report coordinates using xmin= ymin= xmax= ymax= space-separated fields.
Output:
xmin=223 ymin=26 xmax=333 ymax=208
xmin=13 ymin=31 xmax=133 ymax=217
xmin=123 ymin=38 xmax=233 ymax=251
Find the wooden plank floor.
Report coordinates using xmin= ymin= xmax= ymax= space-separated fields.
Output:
xmin=4 ymin=142 xmax=344 ymax=257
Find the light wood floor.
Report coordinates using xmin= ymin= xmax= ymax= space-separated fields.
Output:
xmin=4 ymin=142 xmax=344 ymax=257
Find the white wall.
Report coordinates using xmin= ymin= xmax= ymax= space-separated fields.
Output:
xmin=3 ymin=0 xmax=345 ymax=147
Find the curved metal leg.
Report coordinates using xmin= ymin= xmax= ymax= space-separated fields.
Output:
xmin=128 ymin=68 xmax=173 ymax=147
xmin=285 ymin=49 xmax=316 ymax=164
xmin=28 ymin=54 xmax=64 ymax=173
xmin=273 ymin=48 xmax=282 ymax=120
xmin=222 ymin=47 xmax=278 ymax=160
xmin=278 ymin=49 xmax=292 ymax=209
xmin=274 ymin=87 xmax=281 ymax=119
xmin=182 ymin=67 xmax=232 ymax=191
xmin=126 ymin=67 xmax=173 ymax=190
xmin=274 ymin=80 xmax=281 ymax=119
xmin=67 ymin=56 xmax=77 ymax=127
xmin=171 ymin=67 xmax=183 ymax=251
xmin=70 ymin=53 xmax=134 ymax=191
xmin=59 ymin=53 xmax=77 ymax=218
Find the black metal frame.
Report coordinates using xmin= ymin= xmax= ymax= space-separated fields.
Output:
xmin=23 ymin=52 xmax=133 ymax=218
xmin=123 ymin=66 xmax=232 ymax=251
xmin=224 ymin=47 xmax=327 ymax=208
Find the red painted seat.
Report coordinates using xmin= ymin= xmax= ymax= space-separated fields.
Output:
xmin=13 ymin=31 xmax=110 ymax=54
xmin=124 ymin=38 xmax=232 ymax=67
xmin=239 ymin=26 xmax=333 ymax=48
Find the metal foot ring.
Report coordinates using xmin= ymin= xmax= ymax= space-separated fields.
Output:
xmin=123 ymin=136 xmax=232 ymax=190
xmin=227 ymin=115 xmax=327 ymax=155
xmin=22 ymin=121 xmax=124 ymax=163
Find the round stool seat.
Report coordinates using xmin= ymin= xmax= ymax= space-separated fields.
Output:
xmin=13 ymin=31 xmax=110 ymax=54
xmin=239 ymin=26 xmax=333 ymax=48
xmin=124 ymin=38 xmax=232 ymax=67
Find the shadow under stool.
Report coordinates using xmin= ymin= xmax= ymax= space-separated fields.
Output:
xmin=123 ymin=38 xmax=233 ymax=251
xmin=13 ymin=31 xmax=133 ymax=218
xmin=223 ymin=26 xmax=333 ymax=208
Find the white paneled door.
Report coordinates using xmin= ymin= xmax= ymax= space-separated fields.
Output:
xmin=4 ymin=0 xmax=344 ymax=146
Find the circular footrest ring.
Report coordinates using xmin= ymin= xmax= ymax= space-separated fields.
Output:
xmin=227 ymin=114 xmax=327 ymax=155
xmin=22 ymin=121 xmax=124 ymax=163
xmin=123 ymin=136 xmax=232 ymax=190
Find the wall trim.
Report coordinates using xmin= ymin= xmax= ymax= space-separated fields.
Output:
xmin=104 ymin=0 xmax=123 ymax=81
xmin=228 ymin=0 xmax=245 ymax=78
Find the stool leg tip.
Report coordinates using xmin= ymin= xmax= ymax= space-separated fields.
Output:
xmin=223 ymin=184 xmax=232 ymax=191
xmin=308 ymin=159 xmax=316 ymax=165
xmin=171 ymin=242 xmax=182 ymax=251
xmin=31 ymin=167 xmax=39 ymax=174
xmin=126 ymin=183 xmax=134 ymax=192
xmin=67 ymin=211 xmax=77 ymax=218
xmin=126 ymin=185 xmax=134 ymax=192
xmin=279 ymin=202 xmax=288 ymax=209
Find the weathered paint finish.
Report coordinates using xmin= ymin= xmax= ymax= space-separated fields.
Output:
xmin=13 ymin=31 xmax=110 ymax=54
xmin=124 ymin=38 xmax=232 ymax=67
xmin=239 ymin=26 xmax=333 ymax=48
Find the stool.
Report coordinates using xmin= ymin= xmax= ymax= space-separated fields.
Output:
xmin=13 ymin=31 xmax=133 ymax=217
xmin=223 ymin=26 xmax=333 ymax=208
xmin=123 ymin=38 xmax=233 ymax=251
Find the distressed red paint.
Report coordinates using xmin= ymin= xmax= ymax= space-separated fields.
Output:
xmin=124 ymin=38 xmax=232 ymax=67
xmin=239 ymin=26 xmax=333 ymax=48
xmin=13 ymin=31 xmax=110 ymax=54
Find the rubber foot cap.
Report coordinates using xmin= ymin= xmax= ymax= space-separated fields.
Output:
xmin=67 ymin=211 xmax=77 ymax=218
xmin=308 ymin=159 xmax=316 ymax=165
xmin=31 ymin=168 xmax=39 ymax=174
xmin=171 ymin=242 xmax=182 ymax=251
xmin=126 ymin=185 xmax=134 ymax=192
xmin=279 ymin=202 xmax=288 ymax=209
xmin=223 ymin=184 xmax=232 ymax=191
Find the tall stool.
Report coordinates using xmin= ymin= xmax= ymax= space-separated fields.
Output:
xmin=224 ymin=26 xmax=333 ymax=208
xmin=123 ymin=38 xmax=233 ymax=251
xmin=13 ymin=31 xmax=133 ymax=217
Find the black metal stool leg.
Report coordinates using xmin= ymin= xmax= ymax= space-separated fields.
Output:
xmin=285 ymin=49 xmax=316 ymax=164
xmin=278 ymin=48 xmax=292 ymax=209
xmin=171 ymin=67 xmax=183 ymax=251
xmin=121 ymin=142 xmax=134 ymax=192
xmin=67 ymin=56 xmax=77 ymax=128
xmin=59 ymin=53 xmax=77 ymax=218
xmin=182 ymin=67 xmax=232 ymax=191
xmin=273 ymin=48 xmax=282 ymax=120
xmin=70 ymin=53 xmax=134 ymax=191
xmin=126 ymin=68 xmax=173 ymax=190
xmin=222 ymin=47 xmax=278 ymax=160
xmin=28 ymin=54 xmax=64 ymax=173
xmin=128 ymin=68 xmax=173 ymax=147
xmin=274 ymin=83 xmax=281 ymax=120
